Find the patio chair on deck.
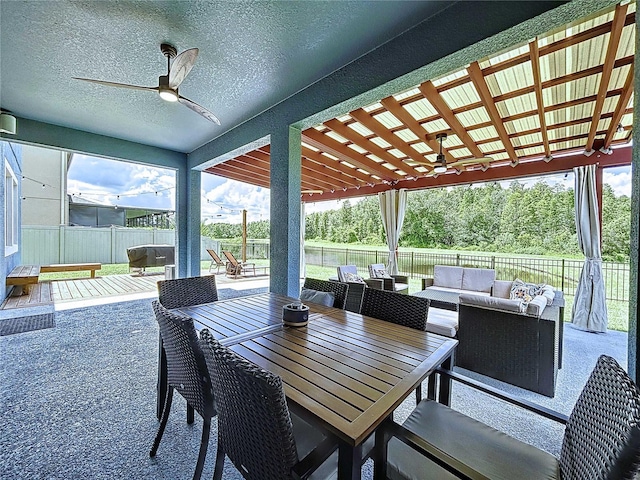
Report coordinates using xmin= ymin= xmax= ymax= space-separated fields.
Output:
xmin=199 ymin=329 xmax=341 ymax=480
xmin=150 ymin=301 xmax=215 ymax=480
xmin=207 ymin=249 xmax=225 ymax=274
xmin=375 ymin=354 xmax=640 ymax=480
xmin=222 ymin=250 xmax=256 ymax=278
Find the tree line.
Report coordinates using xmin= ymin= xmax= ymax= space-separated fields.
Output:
xmin=202 ymin=181 xmax=631 ymax=262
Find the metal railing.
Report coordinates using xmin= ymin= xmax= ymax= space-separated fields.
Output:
xmin=304 ymin=245 xmax=630 ymax=303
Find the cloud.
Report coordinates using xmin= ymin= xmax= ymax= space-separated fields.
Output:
xmin=202 ymin=176 xmax=270 ymax=223
xmin=68 ymin=155 xmax=175 ymax=209
xmin=603 ymin=166 xmax=632 ymax=197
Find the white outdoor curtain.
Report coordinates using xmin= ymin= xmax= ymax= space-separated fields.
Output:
xmin=378 ymin=188 xmax=407 ymax=275
xmin=571 ymin=165 xmax=608 ymax=332
xmin=300 ymin=202 xmax=306 ymax=279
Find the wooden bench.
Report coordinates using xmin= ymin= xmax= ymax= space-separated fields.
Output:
xmin=6 ymin=265 xmax=40 ymax=295
xmin=40 ymin=263 xmax=101 ymax=278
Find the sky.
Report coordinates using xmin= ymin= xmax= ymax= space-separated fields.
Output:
xmin=66 ymin=154 xmax=633 ymax=224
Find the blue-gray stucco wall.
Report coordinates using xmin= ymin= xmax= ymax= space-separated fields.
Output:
xmin=0 ymin=141 xmax=22 ymax=300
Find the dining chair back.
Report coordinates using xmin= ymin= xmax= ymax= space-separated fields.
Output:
xmin=302 ymin=277 xmax=349 ymax=310
xmin=150 ymin=301 xmax=215 ymax=480
xmin=360 ymin=288 xmax=430 ymax=402
xmin=157 ymin=275 xmax=218 ymax=310
xmin=199 ymin=329 xmax=339 ymax=480
xmin=360 ymin=288 xmax=429 ymax=331
xmin=207 ymin=249 xmax=225 ymax=274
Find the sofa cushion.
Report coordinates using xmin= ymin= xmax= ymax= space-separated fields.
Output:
xmin=460 ymin=293 xmax=525 ymax=313
xmin=426 ymin=286 xmax=490 ymax=297
xmin=300 ymin=288 xmax=335 ymax=307
xmin=526 ymin=295 xmax=547 ymax=317
xmin=492 ymin=280 xmax=513 ymax=299
xmin=433 ymin=266 xmax=463 ymax=289
xmin=426 ymin=308 xmax=458 ymax=337
xmin=461 ymin=268 xmax=495 ymax=294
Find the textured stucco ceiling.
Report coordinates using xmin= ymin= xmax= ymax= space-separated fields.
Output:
xmin=0 ymin=0 xmax=452 ymax=153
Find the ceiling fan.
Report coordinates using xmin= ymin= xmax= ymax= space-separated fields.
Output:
xmin=418 ymin=132 xmax=493 ymax=174
xmin=73 ymin=43 xmax=220 ymax=125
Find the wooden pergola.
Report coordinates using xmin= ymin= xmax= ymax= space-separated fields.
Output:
xmin=205 ymin=3 xmax=634 ymax=202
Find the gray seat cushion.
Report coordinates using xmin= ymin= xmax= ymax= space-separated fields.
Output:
xmin=387 ymin=400 xmax=559 ymax=480
xmin=426 ymin=308 xmax=458 ymax=337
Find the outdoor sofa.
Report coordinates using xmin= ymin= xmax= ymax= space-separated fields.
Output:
xmin=418 ymin=265 xmax=565 ymax=397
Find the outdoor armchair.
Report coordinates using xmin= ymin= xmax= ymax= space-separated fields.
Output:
xmin=335 ymin=265 xmax=381 ymax=313
xmin=150 ymin=301 xmax=216 ymax=480
xmin=367 ymin=263 xmax=409 ymax=294
xmin=374 ymin=355 xmax=640 ymax=480
xmin=199 ymin=329 xmax=341 ymax=480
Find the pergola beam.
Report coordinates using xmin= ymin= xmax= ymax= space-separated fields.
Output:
xmin=603 ymin=64 xmax=634 ymax=149
xmin=467 ymin=61 xmax=518 ymax=161
xmin=585 ymin=3 xmax=628 ymax=152
xmin=302 ymin=129 xmax=404 ymax=181
xmin=309 ymin=145 xmax=631 ymax=202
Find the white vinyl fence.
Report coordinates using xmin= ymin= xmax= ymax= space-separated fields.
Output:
xmin=21 ymin=226 xmax=219 ymax=265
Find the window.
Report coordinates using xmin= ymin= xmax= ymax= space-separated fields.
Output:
xmin=5 ymin=159 xmax=18 ymax=256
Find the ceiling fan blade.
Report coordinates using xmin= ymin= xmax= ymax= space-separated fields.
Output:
xmin=448 ymin=156 xmax=494 ymax=167
xmin=169 ymin=48 xmax=199 ymax=88
xmin=179 ymin=95 xmax=221 ymax=125
xmin=73 ymin=77 xmax=157 ymax=92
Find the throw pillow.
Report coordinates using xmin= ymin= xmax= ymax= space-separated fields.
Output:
xmin=300 ymin=288 xmax=335 ymax=307
xmin=344 ymin=272 xmax=366 ymax=284
xmin=509 ymin=279 xmax=545 ymax=304
xmin=373 ymin=268 xmax=392 ymax=279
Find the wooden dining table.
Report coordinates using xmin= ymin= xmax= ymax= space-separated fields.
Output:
xmin=158 ymin=292 xmax=457 ymax=480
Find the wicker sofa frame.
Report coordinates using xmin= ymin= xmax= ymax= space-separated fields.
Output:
xmin=456 ymin=291 xmax=564 ymax=397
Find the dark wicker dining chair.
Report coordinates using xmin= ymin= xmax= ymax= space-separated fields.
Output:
xmin=150 ymin=301 xmax=215 ymax=480
xmin=376 ymin=354 xmax=640 ymax=480
xmin=360 ymin=287 xmax=429 ymax=331
xmin=302 ymin=277 xmax=349 ymax=310
xmin=157 ymin=275 xmax=219 ymax=310
xmin=199 ymin=329 xmax=340 ymax=480
xmin=157 ymin=275 xmax=219 ymax=423
xmin=360 ymin=288 xmax=430 ymax=402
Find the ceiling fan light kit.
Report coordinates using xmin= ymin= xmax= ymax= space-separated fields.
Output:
xmin=432 ymin=132 xmax=448 ymax=173
xmin=73 ymin=43 xmax=220 ymax=125
xmin=0 ymin=112 xmax=17 ymax=135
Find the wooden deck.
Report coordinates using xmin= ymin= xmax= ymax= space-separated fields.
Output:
xmin=2 ymin=273 xmax=162 ymax=309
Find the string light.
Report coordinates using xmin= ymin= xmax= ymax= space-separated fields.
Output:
xmin=21 ymin=174 xmax=54 ymax=189
xmin=70 ymin=186 xmax=174 ymax=199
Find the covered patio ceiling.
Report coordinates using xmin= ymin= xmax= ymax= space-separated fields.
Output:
xmin=205 ymin=2 xmax=635 ymax=202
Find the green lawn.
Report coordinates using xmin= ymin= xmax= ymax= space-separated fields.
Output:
xmin=38 ymin=256 xmax=629 ymax=333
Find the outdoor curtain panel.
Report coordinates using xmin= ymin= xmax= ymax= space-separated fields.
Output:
xmin=572 ymin=165 xmax=608 ymax=332
xmin=378 ymin=188 xmax=407 ymax=275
